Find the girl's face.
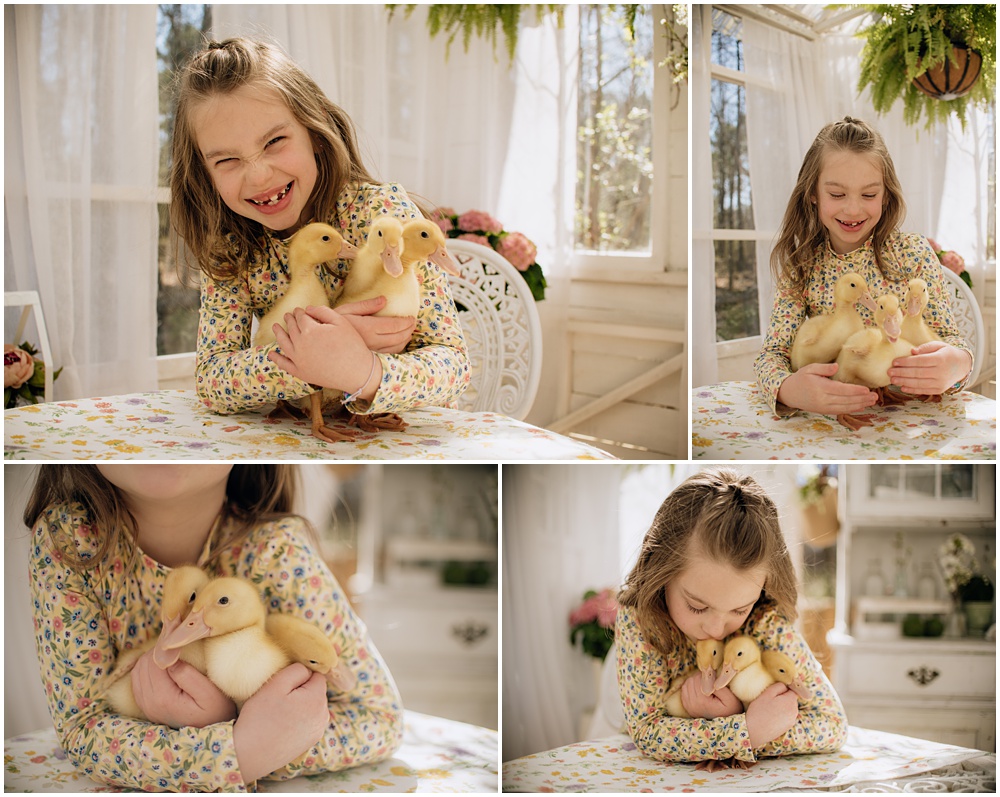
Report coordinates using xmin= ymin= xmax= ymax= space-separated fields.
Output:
xmin=812 ymin=149 xmax=885 ymax=255
xmin=664 ymin=554 xmax=767 ymax=642
xmin=96 ymin=465 xmax=233 ymax=504
xmin=192 ymin=83 xmax=319 ymax=237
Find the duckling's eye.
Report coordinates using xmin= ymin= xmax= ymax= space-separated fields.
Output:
xmin=377 ymin=230 xmax=383 ymax=238
xmin=321 ymin=235 xmax=331 ymax=242
xmin=849 ymin=282 xmax=857 ymax=288
xmin=737 ymin=651 xmax=743 ymax=657
xmin=778 ymin=668 xmax=787 ymax=674
xmin=188 ymin=592 xmax=197 ymax=603
xmin=309 ymin=660 xmax=319 ymax=665
xmin=421 ymin=231 xmax=430 ymax=239
xmin=218 ymin=596 xmax=229 ymax=606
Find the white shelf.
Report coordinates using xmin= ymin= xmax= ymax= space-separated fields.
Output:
xmin=385 ymin=537 xmax=497 ymax=563
xmin=856 ymin=596 xmax=952 ymax=615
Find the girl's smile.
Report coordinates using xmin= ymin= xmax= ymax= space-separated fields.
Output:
xmin=192 ymin=84 xmax=319 ymax=236
xmin=813 ymin=150 xmax=884 ymax=255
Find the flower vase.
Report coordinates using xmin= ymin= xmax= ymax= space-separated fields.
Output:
xmin=944 ymin=603 xmax=966 ymax=638
xmin=963 ymin=601 xmax=993 ymax=638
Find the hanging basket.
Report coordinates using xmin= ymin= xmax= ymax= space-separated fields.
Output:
xmin=913 ymin=45 xmax=983 ymax=101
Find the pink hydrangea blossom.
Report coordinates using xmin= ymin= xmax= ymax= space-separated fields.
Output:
xmin=457 ymin=209 xmax=503 ymax=234
xmin=568 ymin=588 xmax=618 ymax=629
xmin=498 ymin=231 xmax=538 ymax=271
xmin=927 ymin=237 xmax=966 ymax=275
xmin=430 ymin=207 xmax=456 ymax=233
xmin=457 ymin=233 xmax=491 ymax=248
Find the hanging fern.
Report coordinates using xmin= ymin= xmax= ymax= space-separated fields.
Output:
xmin=853 ymin=4 xmax=995 ymax=129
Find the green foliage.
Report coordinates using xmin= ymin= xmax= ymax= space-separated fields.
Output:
xmin=959 ymin=574 xmax=994 ymax=602
xmin=853 ymin=4 xmax=996 ymax=129
xmin=569 ymin=621 xmax=615 ymax=660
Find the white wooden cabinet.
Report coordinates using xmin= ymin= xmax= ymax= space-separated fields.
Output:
xmin=830 ymin=465 xmax=996 ymax=751
xmin=353 ymin=465 xmax=498 ymax=730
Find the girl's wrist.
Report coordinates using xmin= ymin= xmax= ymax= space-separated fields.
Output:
xmin=344 ymin=352 xmax=381 ymax=404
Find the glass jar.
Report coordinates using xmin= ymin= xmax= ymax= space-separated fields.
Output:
xmin=916 ymin=562 xmax=938 ymax=600
xmin=864 ymin=559 xmax=886 ymax=597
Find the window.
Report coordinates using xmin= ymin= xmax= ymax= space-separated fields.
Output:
xmin=156 ymin=4 xmax=212 ymax=356
xmin=575 ymin=4 xmax=655 ymax=255
xmin=709 ymin=9 xmax=760 ymax=342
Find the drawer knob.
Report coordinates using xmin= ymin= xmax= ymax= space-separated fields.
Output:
xmin=906 ymin=666 xmax=940 ymax=686
xmin=452 ymin=621 xmax=489 ymax=646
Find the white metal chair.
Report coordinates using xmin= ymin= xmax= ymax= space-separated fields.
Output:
xmin=940 ymin=266 xmax=985 ymax=390
xmin=4 ymin=290 xmax=54 ymax=402
xmin=444 ymin=240 xmax=542 ymax=420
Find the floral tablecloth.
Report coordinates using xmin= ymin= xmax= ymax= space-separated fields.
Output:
xmin=4 ymin=390 xmax=615 ymax=460
xmin=502 ymin=726 xmax=994 ymax=792
xmin=691 ymin=382 xmax=996 ymax=460
xmin=3 ymin=711 xmax=498 ymax=793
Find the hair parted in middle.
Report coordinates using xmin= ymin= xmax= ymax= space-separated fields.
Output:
xmin=169 ymin=37 xmax=377 ymax=280
xmin=617 ymin=467 xmax=798 ymax=655
xmin=770 ymin=116 xmax=906 ymax=294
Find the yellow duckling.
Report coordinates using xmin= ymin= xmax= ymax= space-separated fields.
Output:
xmin=712 ymin=636 xmax=774 ymax=706
xmin=901 ymin=278 xmax=940 ymax=346
xmin=664 ymin=638 xmax=724 ymax=718
xmin=158 ymin=577 xmax=291 ymax=709
xmin=103 ymin=565 xmax=210 ymax=719
xmin=254 ymin=222 xmax=362 ymax=444
xmin=760 ymin=649 xmax=812 ymax=700
xmin=265 ymin=613 xmax=357 ymax=693
xmin=791 ymin=272 xmax=876 ymax=372
xmin=833 ymin=293 xmax=914 ymax=430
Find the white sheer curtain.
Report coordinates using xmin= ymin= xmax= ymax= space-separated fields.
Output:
xmin=211 ymin=5 xmax=576 ymax=423
xmin=4 ymin=5 xmax=160 ymax=399
xmin=502 ymin=465 xmax=622 ymax=762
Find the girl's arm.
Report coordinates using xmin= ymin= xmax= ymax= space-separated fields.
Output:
xmin=29 ymin=511 xmax=250 ymax=792
xmin=616 ymin=606 xmax=757 ymax=764
xmin=750 ymin=613 xmax=849 ymax=758
xmin=237 ymin=518 xmax=404 ymax=781
xmin=195 ymin=271 xmax=317 ymax=414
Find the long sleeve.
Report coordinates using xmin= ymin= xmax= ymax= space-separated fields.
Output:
xmin=220 ymin=517 xmax=404 ymax=781
xmin=753 ymin=231 xmax=973 ymax=414
xmin=195 ymin=182 xmax=469 ymax=415
xmin=616 ymin=604 xmax=848 ymax=765
xmin=29 ymin=507 xmax=249 ymax=792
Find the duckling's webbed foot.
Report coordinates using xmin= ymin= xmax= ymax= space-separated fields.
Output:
xmin=918 ymin=393 xmax=943 ymax=403
xmin=309 ymin=392 xmax=363 ymax=443
xmin=876 ymin=386 xmax=908 ymax=406
xmin=837 ymin=413 xmax=872 ymax=431
xmin=349 ymin=412 xmax=408 ymax=433
xmin=267 ymin=399 xmax=308 ymax=422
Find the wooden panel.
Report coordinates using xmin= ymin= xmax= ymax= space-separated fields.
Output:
xmin=569 ymin=281 xmax=685 ymax=321
xmin=566 ymin=398 xmax=683 ymax=459
xmin=571 ymin=353 xmax=683 ymax=408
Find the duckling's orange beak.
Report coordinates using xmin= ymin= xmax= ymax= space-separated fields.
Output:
xmin=381 ymin=243 xmax=403 ymax=278
xmin=339 ymin=240 xmax=358 ymax=260
xmin=714 ymin=661 xmax=737 ymax=691
xmin=152 ymin=613 xmax=184 ymax=669
xmin=788 ymin=675 xmax=812 ymax=700
xmin=326 ymin=664 xmax=357 ymax=693
xmin=700 ymin=665 xmax=717 ymax=696
xmin=156 ymin=608 xmax=212 ymax=667
xmin=429 ymin=245 xmax=462 ymax=277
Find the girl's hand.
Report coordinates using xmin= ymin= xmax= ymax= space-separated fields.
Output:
xmin=679 ymin=676 xmax=742 ymax=719
xmin=268 ymin=307 xmax=375 ymax=392
xmin=233 ymin=663 xmax=330 ymax=784
xmin=130 ymin=651 xmax=237 ymax=729
xmin=745 ymin=682 xmax=799 ymax=748
xmin=307 ymin=300 xmax=415 ymax=354
xmin=777 ymin=363 xmax=878 ymax=415
xmin=888 ymin=341 xmax=973 ymax=396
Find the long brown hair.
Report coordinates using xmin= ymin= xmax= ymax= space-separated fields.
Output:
xmin=169 ymin=37 xmax=377 ymax=280
xmin=770 ymin=116 xmax=906 ymax=294
xmin=24 ymin=464 xmax=303 ymax=575
xmin=618 ymin=468 xmax=798 ymax=655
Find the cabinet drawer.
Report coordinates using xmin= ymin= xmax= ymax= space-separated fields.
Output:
xmin=842 ymin=649 xmax=993 ymax=699
xmin=365 ymin=603 xmax=498 ymax=663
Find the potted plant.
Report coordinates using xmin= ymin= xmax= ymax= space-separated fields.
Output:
xmin=959 ymin=575 xmax=995 ymax=638
xmin=568 ymin=588 xmax=618 ymax=661
xmin=853 ymin=4 xmax=996 ymax=129
xmin=939 ymin=533 xmax=995 ymax=637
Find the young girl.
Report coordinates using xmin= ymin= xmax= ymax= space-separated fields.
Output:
xmin=171 ymin=38 xmax=469 ymax=419
xmin=754 ymin=117 xmax=973 ymax=417
xmin=26 ymin=464 xmax=402 ymax=791
xmin=616 ymin=468 xmax=847 ymax=767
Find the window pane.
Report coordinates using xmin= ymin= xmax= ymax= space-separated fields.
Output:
xmin=711 ymin=9 xmax=744 ymax=71
xmin=714 ymin=240 xmax=759 ymax=341
xmin=575 ymin=4 xmax=653 ymax=253
xmin=710 ymin=78 xmax=753 ymax=230
xmin=156 ymin=4 xmax=211 ymax=355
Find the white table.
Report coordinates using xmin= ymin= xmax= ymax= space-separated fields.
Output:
xmin=691 ymin=381 xmax=996 ymax=460
xmin=4 ymin=711 xmax=497 ymax=792
xmin=502 ymin=726 xmax=994 ymax=792
xmin=4 ymin=389 xmax=616 ymax=460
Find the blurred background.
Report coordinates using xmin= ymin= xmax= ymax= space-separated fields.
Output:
xmin=4 ymin=463 xmax=499 ymax=737
xmin=502 ymin=463 xmax=996 ymax=761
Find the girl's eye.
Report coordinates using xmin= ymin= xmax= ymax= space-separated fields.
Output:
xmin=863 ymin=194 xmax=877 ymax=199
xmin=266 ymin=136 xmax=285 ymax=147
xmin=687 ymin=604 xmax=708 ymax=615
xmin=830 ymin=193 xmax=845 ymax=199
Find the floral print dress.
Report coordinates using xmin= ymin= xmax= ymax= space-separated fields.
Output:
xmin=754 ymin=231 xmax=972 ymax=414
xmin=30 ymin=504 xmax=403 ymax=792
xmin=616 ymin=603 xmax=848 ymax=765
xmin=196 ymin=181 xmax=470 ymax=415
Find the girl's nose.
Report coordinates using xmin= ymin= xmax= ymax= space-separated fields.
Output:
xmin=702 ymin=614 xmax=727 ymax=639
xmin=244 ymin=155 xmax=273 ymax=186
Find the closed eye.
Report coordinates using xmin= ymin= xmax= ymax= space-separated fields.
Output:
xmin=266 ymin=136 xmax=285 ymax=147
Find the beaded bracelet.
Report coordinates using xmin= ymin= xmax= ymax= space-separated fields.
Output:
xmin=343 ymin=352 xmax=379 ymax=404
